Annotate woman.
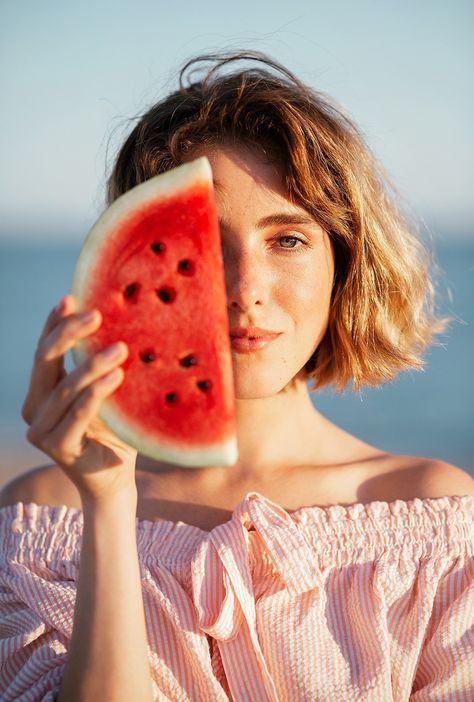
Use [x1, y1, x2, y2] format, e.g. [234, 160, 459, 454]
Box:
[1, 51, 473, 701]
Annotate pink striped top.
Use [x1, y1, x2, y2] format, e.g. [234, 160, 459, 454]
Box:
[0, 491, 473, 701]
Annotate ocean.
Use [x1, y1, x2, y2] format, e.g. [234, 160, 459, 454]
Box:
[1, 239, 473, 482]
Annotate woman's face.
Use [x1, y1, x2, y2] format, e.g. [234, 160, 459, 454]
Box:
[189, 144, 335, 399]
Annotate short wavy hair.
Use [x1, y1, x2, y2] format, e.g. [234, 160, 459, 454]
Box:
[106, 50, 450, 393]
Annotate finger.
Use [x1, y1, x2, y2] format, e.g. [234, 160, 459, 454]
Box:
[22, 296, 73, 423]
[40, 307, 102, 362]
[38, 294, 74, 344]
[38, 368, 125, 465]
[30, 341, 128, 437]
[23, 304, 102, 423]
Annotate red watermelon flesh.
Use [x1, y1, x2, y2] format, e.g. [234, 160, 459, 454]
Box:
[71, 157, 238, 467]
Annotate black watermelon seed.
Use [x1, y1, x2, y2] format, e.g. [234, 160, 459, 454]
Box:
[141, 352, 155, 363]
[157, 287, 176, 303]
[151, 242, 166, 253]
[166, 392, 177, 403]
[180, 354, 197, 368]
[178, 259, 195, 276]
[124, 283, 137, 297]
[197, 380, 211, 391]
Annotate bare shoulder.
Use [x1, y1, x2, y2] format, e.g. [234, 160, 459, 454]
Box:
[414, 458, 474, 499]
[361, 452, 474, 504]
[0, 464, 82, 510]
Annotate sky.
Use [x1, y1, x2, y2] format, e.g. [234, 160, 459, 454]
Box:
[1, 0, 473, 242]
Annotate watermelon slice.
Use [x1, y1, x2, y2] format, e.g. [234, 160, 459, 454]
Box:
[71, 157, 238, 468]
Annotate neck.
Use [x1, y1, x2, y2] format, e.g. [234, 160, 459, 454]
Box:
[136, 378, 373, 492]
[231, 382, 324, 482]
[158, 378, 337, 493]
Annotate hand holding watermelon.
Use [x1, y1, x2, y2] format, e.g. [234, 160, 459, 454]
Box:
[21, 294, 139, 503]
[70, 157, 237, 468]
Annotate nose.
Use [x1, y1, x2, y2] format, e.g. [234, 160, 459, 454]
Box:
[223, 247, 267, 311]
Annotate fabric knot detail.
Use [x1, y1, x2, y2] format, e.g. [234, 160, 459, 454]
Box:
[191, 535, 245, 640]
[191, 492, 323, 643]
[243, 491, 323, 595]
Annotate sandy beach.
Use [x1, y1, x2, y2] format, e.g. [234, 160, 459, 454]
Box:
[0, 433, 47, 487]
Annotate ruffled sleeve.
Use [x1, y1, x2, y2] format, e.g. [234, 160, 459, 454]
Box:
[0, 503, 83, 702]
[408, 497, 474, 700]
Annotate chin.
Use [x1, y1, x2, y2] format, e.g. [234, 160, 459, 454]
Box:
[232, 366, 298, 400]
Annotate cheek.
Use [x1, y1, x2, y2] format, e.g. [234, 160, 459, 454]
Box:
[282, 254, 334, 314]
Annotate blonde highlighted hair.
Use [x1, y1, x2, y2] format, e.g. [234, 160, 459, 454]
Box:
[107, 50, 450, 393]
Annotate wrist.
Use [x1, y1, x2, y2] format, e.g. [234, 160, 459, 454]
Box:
[80, 485, 138, 517]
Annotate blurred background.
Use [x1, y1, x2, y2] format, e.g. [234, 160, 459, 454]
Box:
[1, 0, 473, 485]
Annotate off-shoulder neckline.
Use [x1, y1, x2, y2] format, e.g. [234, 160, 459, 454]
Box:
[1, 492, 472, 535]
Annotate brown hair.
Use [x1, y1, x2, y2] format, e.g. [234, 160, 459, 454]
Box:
[107, 50, 450, 393]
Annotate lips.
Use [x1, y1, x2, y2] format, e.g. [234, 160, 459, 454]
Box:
[229, 327, 281, 339]
[230, 327, 281, 353]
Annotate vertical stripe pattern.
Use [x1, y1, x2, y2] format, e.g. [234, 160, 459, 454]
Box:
[0, 493, 472, 701]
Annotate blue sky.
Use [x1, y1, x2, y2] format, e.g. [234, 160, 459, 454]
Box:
[1, 0, 473, 241]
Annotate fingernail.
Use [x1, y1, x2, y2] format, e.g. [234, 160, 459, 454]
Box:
[78, 310, 97, 323]
[102, 343, 124, 360]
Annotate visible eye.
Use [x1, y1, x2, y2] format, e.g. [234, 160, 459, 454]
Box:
[275, 235, 306, 251]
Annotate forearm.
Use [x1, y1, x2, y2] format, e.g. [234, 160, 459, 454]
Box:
[57, 489, 154, 702]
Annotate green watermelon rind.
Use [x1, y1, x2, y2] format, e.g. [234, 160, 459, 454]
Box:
[70, 156, 238, 468]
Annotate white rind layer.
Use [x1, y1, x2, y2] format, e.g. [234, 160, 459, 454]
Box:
[102, 400, 238, 467]
[70, 157, 238, 468]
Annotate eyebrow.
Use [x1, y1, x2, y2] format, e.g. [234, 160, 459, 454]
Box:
[218, 212, 319, 230]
